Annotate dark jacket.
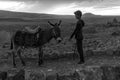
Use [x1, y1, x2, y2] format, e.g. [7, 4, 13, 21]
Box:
[70, 19, 84, 40]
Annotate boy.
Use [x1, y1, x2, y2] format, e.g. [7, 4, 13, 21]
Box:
[69, 10, 85, 64]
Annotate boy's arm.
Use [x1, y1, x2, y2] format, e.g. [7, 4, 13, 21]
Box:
[69, 27, 77, 39]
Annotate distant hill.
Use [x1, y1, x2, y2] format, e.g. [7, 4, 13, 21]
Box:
[82, 13, 120, 24]
[0, 10, 120, 24]
[0, 10, 74, 19]
[82, 13, 101, 18]
[0, 10, 52, 19]
[0, 10, 108, 20]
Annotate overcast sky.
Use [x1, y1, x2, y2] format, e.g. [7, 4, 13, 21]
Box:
[0, 0, 120, 15]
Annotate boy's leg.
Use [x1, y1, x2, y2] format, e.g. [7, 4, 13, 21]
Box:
[76, 39, 84, 63]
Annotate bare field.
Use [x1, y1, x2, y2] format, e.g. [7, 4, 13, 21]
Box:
[0, 18, 120, 71]
[0, 10, 120, 79]
[0, 18, 120, 55]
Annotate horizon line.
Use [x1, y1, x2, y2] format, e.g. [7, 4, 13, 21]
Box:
[0, 9, 120, 16]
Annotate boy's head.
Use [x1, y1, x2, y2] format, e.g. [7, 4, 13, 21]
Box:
[74, 10, 82, 19]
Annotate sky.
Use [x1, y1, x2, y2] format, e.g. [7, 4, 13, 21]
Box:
[0, 0, 120, 15]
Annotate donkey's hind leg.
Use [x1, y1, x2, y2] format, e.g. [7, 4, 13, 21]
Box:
[12, 51, 16, 67]
[17, 48, 26, 66]
[12, 45, 18, 67]
[38, 47, 43, 66]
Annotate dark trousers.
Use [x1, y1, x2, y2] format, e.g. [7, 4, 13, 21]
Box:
[76, 39, 84, 62]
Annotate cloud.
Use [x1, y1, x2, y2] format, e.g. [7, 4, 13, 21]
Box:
[0, 1, 33, 11]
[0, 0, 120, 15]
[0, 1, 50, 13]
[94, 0, 120, 8]
[93, 6, 120, 15]
[46, 2, 95, 15]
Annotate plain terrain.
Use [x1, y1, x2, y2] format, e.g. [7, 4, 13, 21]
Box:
[0, 10, 120, 73]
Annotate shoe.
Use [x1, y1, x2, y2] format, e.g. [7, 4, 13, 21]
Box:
[78, 61, 84, 64]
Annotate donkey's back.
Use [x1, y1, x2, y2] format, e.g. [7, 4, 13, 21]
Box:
[13, 30, 41, 48]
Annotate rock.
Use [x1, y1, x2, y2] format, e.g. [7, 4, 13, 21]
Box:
[46, 73, 57, 80]
[0, 71, 7, 80]
[55, 65, 120, 80]
[100, 65, 117, 80]
[12, 69, 25, 80]
[1, 65, 120, 80]
[72, 66, 102, 80]
[7, 69, 25, 80]
[26, 70, 46, 80]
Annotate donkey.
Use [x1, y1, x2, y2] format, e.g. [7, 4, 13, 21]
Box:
[10, 20, 62, 67]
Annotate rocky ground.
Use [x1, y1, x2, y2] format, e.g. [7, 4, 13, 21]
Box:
[0, 55, 120, 80]
[0, 24, 120, 79]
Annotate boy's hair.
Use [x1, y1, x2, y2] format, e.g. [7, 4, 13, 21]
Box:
[74, 10, 82, 16]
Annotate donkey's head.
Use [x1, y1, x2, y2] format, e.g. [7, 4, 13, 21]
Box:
[48, 20, 62, 43]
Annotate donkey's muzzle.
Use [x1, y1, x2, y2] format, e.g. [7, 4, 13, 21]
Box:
[57, 37, 62, 43]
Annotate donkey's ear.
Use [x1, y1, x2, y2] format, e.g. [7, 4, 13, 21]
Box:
[48, 21, 54, 26]
[58, 20, 62, 26]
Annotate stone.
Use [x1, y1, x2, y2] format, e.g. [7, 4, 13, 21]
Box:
[100, 65, 120, 80]
[1, 65, 120, 80]
[12, 69, 25, 80]
[26, 70, 46, 80]
[73, 66, 102, 80]
[46, 73, 57, 80]
[100, 65, 116, 80]
[0, 71, 7, 80]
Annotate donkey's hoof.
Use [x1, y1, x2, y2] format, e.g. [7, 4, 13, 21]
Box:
[22, 63, 26, 66]
[38, 63, 42, 66]
[13, 65, 17, 68]
[38, 61, 43, 66]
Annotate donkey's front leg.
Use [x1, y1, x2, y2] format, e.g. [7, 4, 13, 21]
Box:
[38, 47, 43, 66]
[17, 49, 26, 66]
[12, 51, 16, 67]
